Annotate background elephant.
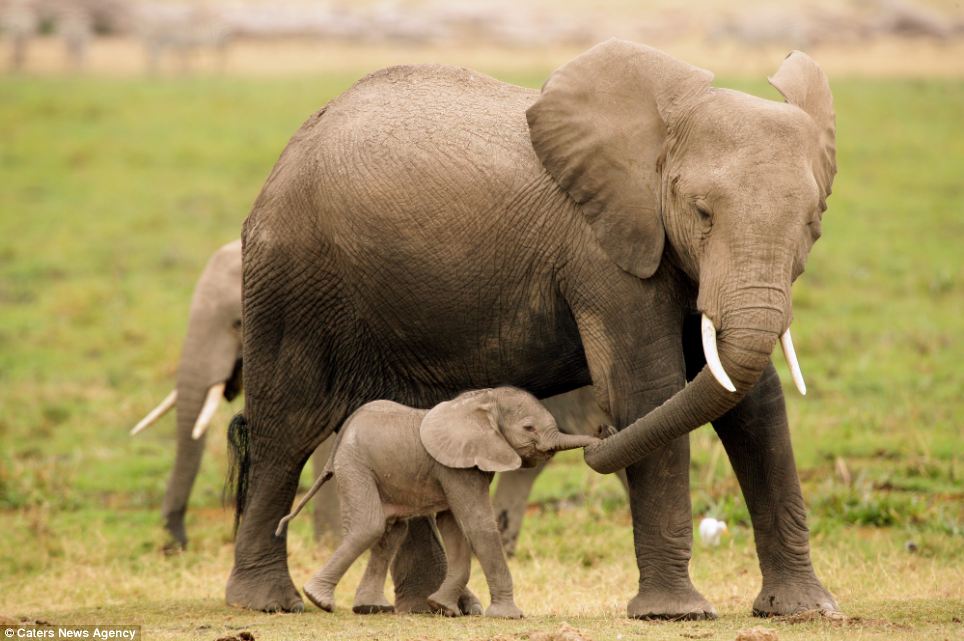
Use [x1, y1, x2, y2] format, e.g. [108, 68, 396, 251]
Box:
[229, 40, 838, 618]
[130, 239, 244, 550]
[132, 240, 612, 552]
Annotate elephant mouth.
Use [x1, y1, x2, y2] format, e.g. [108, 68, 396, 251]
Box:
[700, 313, 806, 395]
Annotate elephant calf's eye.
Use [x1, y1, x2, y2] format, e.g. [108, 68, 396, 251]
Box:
[523, 424, 536, 432]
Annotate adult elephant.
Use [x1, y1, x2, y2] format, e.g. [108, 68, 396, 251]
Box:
[229, 40, 838, 618]
[131, 240, 603, 550]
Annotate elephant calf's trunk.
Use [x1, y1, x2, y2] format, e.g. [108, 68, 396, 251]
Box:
[540, 430, 599, 453]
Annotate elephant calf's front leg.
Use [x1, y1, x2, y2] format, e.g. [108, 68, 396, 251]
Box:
[441, 471, 522, 619]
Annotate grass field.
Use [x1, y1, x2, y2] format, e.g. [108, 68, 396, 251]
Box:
[0, 66, 962, 641]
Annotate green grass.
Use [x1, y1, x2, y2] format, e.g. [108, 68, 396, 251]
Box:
[0, 71, 962, 639]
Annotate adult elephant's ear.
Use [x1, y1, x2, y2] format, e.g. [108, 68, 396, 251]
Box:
[527, 39, 713, 279]
[768, 51, 836, 211]
[420, 391, 522, 473]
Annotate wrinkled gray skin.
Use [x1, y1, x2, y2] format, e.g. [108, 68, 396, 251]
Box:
[276, 388, 598, 618]
[151, 239, 243, 550]
[231, 40, 839, 619]
[138, 237, 618, 554]
[136, 240, 615, 550]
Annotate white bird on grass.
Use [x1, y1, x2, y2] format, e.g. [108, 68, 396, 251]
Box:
[699, 517, 728, 546]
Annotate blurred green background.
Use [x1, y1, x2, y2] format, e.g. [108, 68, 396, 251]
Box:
[0, 1, 962, 638]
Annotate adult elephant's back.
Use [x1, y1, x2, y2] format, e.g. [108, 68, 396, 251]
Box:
[242, 65, 588, 402]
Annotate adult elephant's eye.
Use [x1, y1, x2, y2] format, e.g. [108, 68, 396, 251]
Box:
[695, 204, 712, 221]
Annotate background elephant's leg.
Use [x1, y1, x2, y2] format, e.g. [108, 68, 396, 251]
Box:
[312, 437, 341, 543]
[710, 364, 838, 615]
[428, 511, 473, 616]
[391, 516, 447, 613]
[353, 520, 406, 614]
[491, 463, 545, 556]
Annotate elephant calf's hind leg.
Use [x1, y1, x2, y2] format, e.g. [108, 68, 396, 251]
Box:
[353, 521, 406, 614]
[304, 475, 385, 612]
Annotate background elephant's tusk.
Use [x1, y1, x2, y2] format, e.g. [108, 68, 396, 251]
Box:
[701, 314, 736, 393]
[130, 390, 177, 436]
[780, 329, 807, 396]
[192, 382, 226, 440]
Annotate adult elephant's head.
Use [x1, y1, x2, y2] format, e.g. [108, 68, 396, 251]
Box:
[526, 40, 835, 473]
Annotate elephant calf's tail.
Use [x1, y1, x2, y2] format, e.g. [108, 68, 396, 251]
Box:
[225, 413, 250, 538]
[274, 469, 334, 538]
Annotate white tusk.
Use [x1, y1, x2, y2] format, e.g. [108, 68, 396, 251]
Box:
[701, 314, 737, 393]
[191, 382, 226, 440]
[130, 390, 177, 436]
[780, 329, 807, 396]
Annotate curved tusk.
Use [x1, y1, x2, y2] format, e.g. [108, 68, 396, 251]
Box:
[130, 390, 177, 436]
[701, 314, 737, 393]
[191, 382, 226, 440]
[780, 329, 807, 396]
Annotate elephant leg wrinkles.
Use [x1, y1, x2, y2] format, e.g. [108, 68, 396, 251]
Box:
[568, 266, 715, 620]
[681, 314, 837, 615]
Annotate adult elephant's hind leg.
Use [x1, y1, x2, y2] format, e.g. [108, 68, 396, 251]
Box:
[391, 516, 447, 613]
[225, 429, 308, 613]
[226, 237, 347, 612]
[711, 364, 838, 616]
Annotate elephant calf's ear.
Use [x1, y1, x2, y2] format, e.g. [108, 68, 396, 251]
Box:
[420, 394, 522, 473]
[526, 39, 713, 279]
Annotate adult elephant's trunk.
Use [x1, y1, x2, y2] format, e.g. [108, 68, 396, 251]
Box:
[584, 303, 786, 473]
[160, 368, 210, 546]
[160, 317, 240, 548]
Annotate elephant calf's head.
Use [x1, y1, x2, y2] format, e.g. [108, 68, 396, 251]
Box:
[420, 387, 599, 472]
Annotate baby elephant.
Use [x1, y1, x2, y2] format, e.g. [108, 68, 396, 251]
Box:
[276, 387, 598, 618]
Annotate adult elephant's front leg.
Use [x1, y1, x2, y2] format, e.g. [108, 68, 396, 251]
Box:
[711, 364, 838, 616]
[572, 279, 715, 620]
[623, 435, 715, 619]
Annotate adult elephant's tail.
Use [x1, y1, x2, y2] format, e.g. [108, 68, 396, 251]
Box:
[225, 413, 250, 537]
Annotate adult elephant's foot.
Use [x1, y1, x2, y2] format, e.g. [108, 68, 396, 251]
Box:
[225, 566, 304, 613]
[752, 579, 839, 617]
[627, 586, 718, 620]
[458, 588, 483, 616]
[352, 590, 394, 615]
[485, 601, 523, 619]
[394, 595, 433, 614]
